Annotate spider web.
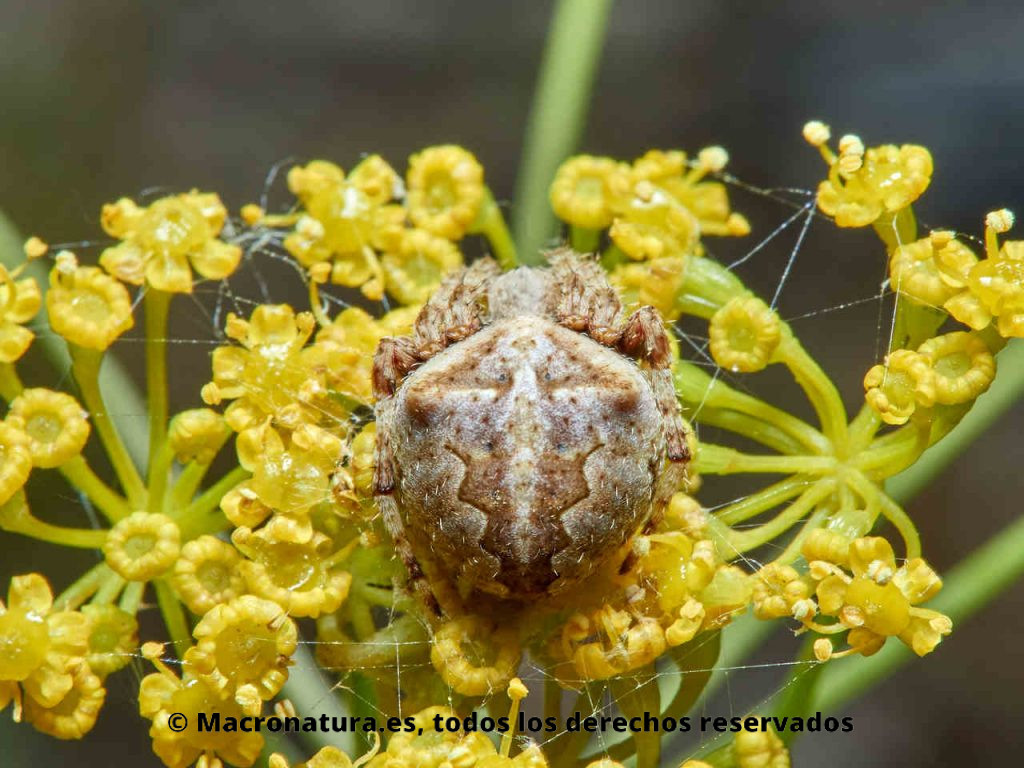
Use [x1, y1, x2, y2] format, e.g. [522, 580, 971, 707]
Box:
[17, 163, 918, 766]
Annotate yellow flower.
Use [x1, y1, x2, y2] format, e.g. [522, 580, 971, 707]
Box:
[202, 304, 333, 434]
[807, 122, 933, 228]
[380, 227, 464, 305]
[269, 747, 357, 768]
[609, 256, 687, 320]
[889, 232, 977, 307]
[807, 537, 951, 658]
[734, 723, 790, 768]
[550, 156, 631, 229]
[46, 262, 135, 351]
[237, 422, 344, 529]
[167, 408, 231, 465]
[364, 705, 547, 768]
[0, 421, 32, 505]
[609, 180, 699, 260]
[709, 296, 782, 373]
[406, 145, 485, 240]
[654, 147, 750, 238]
[81, 604, 137, 678]
[863, 349, 931, 425]
[185, 595, 296, 700]
[0, 574, 89, 714]
[99, 192, 241, 293]
[914, 332, 995, 406]
[751, 563, 813, 621]
[139, 643, 263, 768]
[172, 535, 247, 615]
[0, 266, 41, 363]
[233, 524, 351, 617]
[23, 665, 105, 740]
[7, 388, 90, 468]
[103, 512, 181, 581]
[284, 157, 402, 300]
[430, 615, 521, 696]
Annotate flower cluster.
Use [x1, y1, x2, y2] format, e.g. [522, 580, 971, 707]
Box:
[0, 130, 1003, 768]
[753, 531, 951, 659]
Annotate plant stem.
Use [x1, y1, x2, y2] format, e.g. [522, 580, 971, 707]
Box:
[145, 289, 172, 480]
[282, 642, 356, 757]
[512, 0, 614, 263]
[477, 189, 519, 270]
[60, 455, 131, 522]
[71, 345, 147, 508]
[154, 578, 191, 659]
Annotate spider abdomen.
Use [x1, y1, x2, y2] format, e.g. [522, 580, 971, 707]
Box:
[387, 314, 665, 598]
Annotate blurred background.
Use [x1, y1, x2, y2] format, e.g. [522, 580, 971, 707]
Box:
[1, 0, 1022, 765]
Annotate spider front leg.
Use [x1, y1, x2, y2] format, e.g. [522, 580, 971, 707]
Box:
[618, 306, 692, 463]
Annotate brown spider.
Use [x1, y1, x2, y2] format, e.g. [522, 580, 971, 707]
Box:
[372, 249, 691, 615]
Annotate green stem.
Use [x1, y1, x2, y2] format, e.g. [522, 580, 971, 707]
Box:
[512, 0, 614, 263]
[715, 475, 816, 526]
[570, 226, 601, 254]
[696, 443, 836, 477]
[725, 479, 835, 554]
[812, 512, 1024, 713]
[54, 562, 110, 610]
[477, 189, 519, 270]
[154, 578, 191, 658]
[59, 455, 131, 522]
[147, 439, 175, 515]
[70, 345, 147, 507]
[0, 491, 108, 548]
[177, 466, 249, 537]
[776, 334, 849, 449]
[145, 289, 172, 477]
[0, 362, 23, 400]
[92, 572, 126, 605]
[119, 580, 145, 614]
[282, 642, 356, 757]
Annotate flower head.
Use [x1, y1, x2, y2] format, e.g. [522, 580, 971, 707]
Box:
[430, 615, 521, 696]
[103, 512, 181, 581]
[0, 421, 32, 505]
[167, 408, 231, 465]
[550, 156, 631, 230]
[807, 122, 933, 227]
[7, 388, 90, 468]
[283, 158, 404, 300]
[139, 643, 263, 768]
[100, 192, 241, 293]
[0, 574, 89, 716]
[46, 264, 134, 351]
[709, 296, 782, 373]
[233, 524, 351, 617]
[172, 535, 247, 615]
[23, 665, 105, 739]
[0, 266, 41, 363]
[185, 595, 296, 700]
[380, 227, 464, 305]
[863, 349, 931, 425]
[81, 605, 137, 678]
[406, 145, 485, 240]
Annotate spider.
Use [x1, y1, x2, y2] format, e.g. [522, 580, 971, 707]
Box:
[372, 248, 692, 615]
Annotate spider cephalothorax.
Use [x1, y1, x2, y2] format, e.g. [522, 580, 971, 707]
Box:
[372, 249, 691, 614]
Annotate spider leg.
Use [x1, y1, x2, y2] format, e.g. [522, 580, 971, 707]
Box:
[412, 257, 499, 357]
[549, 249, 623, 345]
[618, 306, 691, 464]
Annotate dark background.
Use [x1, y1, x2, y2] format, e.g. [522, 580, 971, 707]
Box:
[1, 1, 1022, 765]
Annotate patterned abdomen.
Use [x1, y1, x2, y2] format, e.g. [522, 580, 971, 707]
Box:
[387, 315, 665, 597]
